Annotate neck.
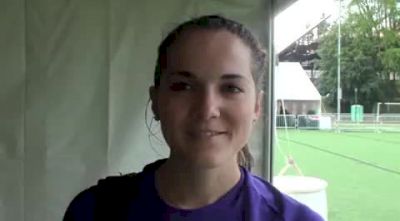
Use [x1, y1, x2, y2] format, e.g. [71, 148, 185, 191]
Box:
[155, 157, 241, 209]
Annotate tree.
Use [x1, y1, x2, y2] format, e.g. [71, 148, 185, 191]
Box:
[317, 0, 400, 112]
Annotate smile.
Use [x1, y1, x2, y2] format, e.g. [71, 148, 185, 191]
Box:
[202, 131, 223, 136]
[195, 130, 227, 137]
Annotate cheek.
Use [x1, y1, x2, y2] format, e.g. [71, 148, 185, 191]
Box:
[227, 101, 256, 137]
[158, 101, 185, 150]
[158, 96, 189, 135]
[158, 94, 179, 117]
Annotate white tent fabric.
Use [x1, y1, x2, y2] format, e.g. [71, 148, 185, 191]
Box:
[275, 62, 321, 101]
[274, 0, 335, 54]
[0, 0, 269, 220]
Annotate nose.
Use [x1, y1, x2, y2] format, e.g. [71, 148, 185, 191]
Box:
[193, 89, 221, 120]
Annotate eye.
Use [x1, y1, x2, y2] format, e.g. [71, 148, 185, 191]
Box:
[169, 82, 192, 91]
[223, 84, 244, 93]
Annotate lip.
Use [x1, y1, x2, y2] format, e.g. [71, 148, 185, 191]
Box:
[200, 130, 226, 136]
[189, 129, 227, 137]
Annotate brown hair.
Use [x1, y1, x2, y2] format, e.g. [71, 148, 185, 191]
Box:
[153, 15, 267, 170]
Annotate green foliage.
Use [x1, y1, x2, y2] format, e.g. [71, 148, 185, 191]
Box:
[381, 48, 400, 71]
[317, 0, 400, 112]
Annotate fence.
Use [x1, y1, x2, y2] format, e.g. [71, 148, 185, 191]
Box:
[276, 114, 297, 129]
[276, 113, 400, 132]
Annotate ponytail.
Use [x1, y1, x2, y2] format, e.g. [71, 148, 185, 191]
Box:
[237, 144, 254, 171]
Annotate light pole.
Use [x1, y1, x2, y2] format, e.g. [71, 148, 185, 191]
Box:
[337, 0, 342, 121]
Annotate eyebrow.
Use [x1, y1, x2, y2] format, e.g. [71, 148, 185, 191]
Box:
[220, 73, 245, 80]
[167, 71, 246, 81]
[167, 71, 196, 79]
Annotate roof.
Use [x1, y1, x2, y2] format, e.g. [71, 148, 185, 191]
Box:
[275, 62, 321, 101]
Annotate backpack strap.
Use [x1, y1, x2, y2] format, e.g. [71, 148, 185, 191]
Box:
[93, 172, 139, 221]
[93, 159, 167, 220]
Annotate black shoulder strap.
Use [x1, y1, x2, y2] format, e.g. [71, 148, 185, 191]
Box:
[92, 159, 167, 221]
[93, 172, 139, 221]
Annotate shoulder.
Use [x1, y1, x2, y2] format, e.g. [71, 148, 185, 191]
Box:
[63, 172, 139, 221]
[63, 186, 97, 221]
[245, 172, 324, 221]
[63, 159, 167, 221]
[64, 173, 139, 221]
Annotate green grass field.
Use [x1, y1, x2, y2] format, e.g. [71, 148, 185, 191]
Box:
[274, 129, 400, 221]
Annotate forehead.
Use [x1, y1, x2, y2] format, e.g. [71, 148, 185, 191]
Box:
[164, 29, 252, 80]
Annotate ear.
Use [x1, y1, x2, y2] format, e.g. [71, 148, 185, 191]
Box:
[149, 86, 160, 120]
[254, 90, 264, 121]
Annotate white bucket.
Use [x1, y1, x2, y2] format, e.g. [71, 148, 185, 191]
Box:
[273, 176, 328, 220]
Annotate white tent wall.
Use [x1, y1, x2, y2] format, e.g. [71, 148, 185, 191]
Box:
[1, 1, 26, 220]
[0, 0, 270, 220]
[275, 62, 322, 114]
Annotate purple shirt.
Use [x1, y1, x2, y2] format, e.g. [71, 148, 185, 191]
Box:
[129, 167, 246, 221]
[64, 160, 324, 221]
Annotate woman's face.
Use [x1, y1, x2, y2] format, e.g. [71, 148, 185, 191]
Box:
[150, 29, 262, 168]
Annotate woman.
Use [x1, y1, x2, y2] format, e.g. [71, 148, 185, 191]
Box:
[64, 15, 324, 221]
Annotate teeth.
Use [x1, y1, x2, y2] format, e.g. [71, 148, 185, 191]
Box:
[203, 131, 220, 136]
[193, 130, 223, 137]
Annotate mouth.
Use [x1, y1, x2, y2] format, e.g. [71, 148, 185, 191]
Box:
[201, 130, 226, 136]
[190, 129, 227, 138]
